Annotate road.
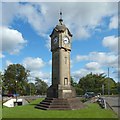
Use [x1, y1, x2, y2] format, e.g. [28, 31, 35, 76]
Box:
[104, 96, 119, 115]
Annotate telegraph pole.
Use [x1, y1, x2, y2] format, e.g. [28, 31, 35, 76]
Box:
[108, 67, 110, 96]
[102, 84, 104, 96]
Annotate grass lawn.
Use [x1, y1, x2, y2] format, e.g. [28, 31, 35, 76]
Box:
[2, 98, 117, 118]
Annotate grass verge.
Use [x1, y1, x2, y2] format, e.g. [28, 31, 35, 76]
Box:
[2, 98, 117, 118]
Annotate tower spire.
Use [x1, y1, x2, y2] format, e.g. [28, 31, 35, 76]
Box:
[59, 10, 63, 24]
[60, 11, 62, 19]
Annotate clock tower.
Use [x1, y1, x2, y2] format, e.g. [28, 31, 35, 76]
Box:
[35, 12, 85, 110]
[47, 12, 76, 98]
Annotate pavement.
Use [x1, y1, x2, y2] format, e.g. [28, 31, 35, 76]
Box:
[104, 96, 119, 115]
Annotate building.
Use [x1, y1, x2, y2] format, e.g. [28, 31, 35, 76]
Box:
[35, 12, 85, 110]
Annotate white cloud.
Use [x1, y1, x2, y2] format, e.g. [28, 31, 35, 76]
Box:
[72, 68, 89, 81]
[22, 57, 51, 84]
[0, 52, 5, 58]
[2, 3, 19, 26]
[89, 52, 118, 67]
[72, 67, 104, 82]
[17, 3, 56, 37]
[109, 15, 118, 29]
[6, 60, 13, 67]
[22, 57, 51, 85]
[76, 55, 88, 61]
[30, 71, 50, 79]
[74, 51, 118, 82]
[48, 59, 52, 66]
[102, 35, 118, 52]
[76, 52, 118, 67]
[1, 0, 119, 2]
[1, 26, 27, 55]
[85, 62, 101, 70]
[27, 71, 51, 85]
[1, 2, 118, 52]
[73, 26, 90, 40]
[45, 35, 51, 50]
[22, 57, 45, 71]
[2, 2, 117, 40]
[70, 59, 74, 68]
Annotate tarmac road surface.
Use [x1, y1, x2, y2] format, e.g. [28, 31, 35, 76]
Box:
[104, 96, 119, 116]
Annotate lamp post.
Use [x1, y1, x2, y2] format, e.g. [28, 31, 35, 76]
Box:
[15, 80, 17, 103]
[102, 84, 104, 96]
[29, 76, 32, 96]
[16, 68, 19, 104]
[14, 80, 18, 106]
[107, 67, 114, 96]
[107, 67, 110, 96]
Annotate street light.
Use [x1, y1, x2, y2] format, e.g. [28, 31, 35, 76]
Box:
[28, 76, 32, 96]
[107, 67, 110, 96]
[102, 84, 104, 96]
[107, 67, 113, 96]
[14, 80, 18, 106]
[15, 68, 20, 103]
[15, 80, 17, 103]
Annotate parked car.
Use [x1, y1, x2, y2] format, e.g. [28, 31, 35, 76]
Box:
[2, 94, 8, 97]
[7, 94, 14, 97]
[84, 92, 95, 99]
[13, 94, 19, 97]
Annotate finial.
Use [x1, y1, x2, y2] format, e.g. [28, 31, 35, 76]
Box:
[60, 11, 62, 19]
[59, 10, 63, 24]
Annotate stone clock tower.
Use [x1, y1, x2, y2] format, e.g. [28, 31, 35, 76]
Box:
[35, 12, 85, 110]
[47, 12, 76, 99]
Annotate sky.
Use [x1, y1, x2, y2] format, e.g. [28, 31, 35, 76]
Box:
[1, 2, 119, 85]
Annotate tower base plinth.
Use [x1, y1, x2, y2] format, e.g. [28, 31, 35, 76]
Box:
[35, 97, 85, 110]
[47, 85, 76, 99]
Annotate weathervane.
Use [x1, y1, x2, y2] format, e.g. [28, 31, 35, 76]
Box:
[59, 9, 63, 24]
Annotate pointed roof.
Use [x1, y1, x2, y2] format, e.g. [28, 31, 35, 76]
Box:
[50, 12, 72, 37]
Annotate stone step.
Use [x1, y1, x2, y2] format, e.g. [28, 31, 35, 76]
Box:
[43, 99, 69, 104]
[42, 99, 52, 103]
[38, 103, 50, 108]
[41, 100, 69, 105]
[40, 101, 51, 105]
[52, 100, 67, 102]
[53, 102, 69, 105]
[35, 105, 48, 110]
[35, 98, 85, 110]
[45, 98, 68, 101]
[51, 103, 69, 105]
[40, 105, 70, 108]
[49, 107, 71, 110]
[45, 98, 54, 100]
[50, 105, 70, 108]
[36, 104, 70, 109]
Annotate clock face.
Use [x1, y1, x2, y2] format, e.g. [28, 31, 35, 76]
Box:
[63, 37, 69, 44]
[53, 37, 58, 44]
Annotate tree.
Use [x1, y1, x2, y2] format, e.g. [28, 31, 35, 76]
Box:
[26, 82, 36, 95]
[103, 78, 117, 95]
[71, 77, 77, 87]
[0, 72, 4, 95]
[78, 73, 117, 94]
[116, 82, 120, 94]
[71, 77, 84, 95]
[0, 72, 3, 86]
[35, 77, 48, 95]
[3, 64, 29, 95]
